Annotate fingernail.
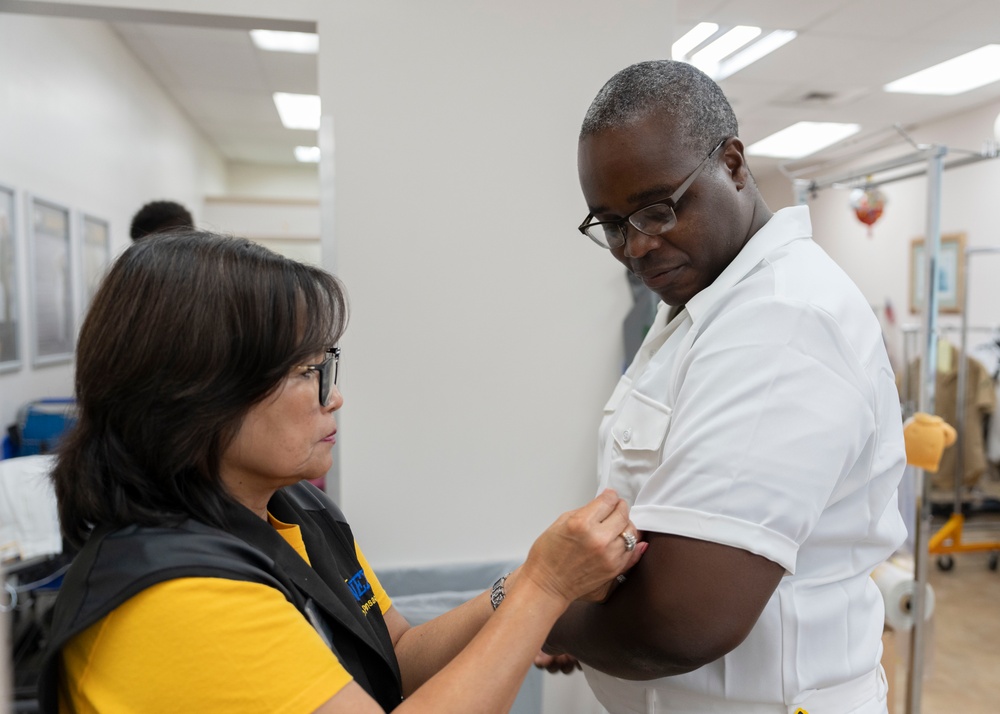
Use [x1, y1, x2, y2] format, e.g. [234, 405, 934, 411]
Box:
[638, 542, 649, 555]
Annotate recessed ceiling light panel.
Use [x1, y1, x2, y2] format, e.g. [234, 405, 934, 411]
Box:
[250, 29, 319, 54]
[294, 145, 321, 163]
[273, 92, 321, 131]
[716, 30, 796, 81]
[672, 22, 719, 60]
[673, 22, 796, 81]
[690, 25, 762, 69]
[746, 121, 861, 159]
[884, 45, 1000, 95]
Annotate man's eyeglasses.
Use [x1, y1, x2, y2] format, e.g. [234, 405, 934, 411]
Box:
[578, 138, 728, 250]
[299, 347, 340, 407]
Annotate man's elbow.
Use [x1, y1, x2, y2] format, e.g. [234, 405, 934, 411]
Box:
[612, 628, 743, 681]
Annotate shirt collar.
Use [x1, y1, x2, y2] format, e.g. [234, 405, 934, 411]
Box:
[684, 205, 812, 323]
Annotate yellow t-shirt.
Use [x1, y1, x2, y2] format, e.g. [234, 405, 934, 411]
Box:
[60, 515, 392, 713]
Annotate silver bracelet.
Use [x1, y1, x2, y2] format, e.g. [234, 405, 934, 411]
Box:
[490, 572, 510, 610]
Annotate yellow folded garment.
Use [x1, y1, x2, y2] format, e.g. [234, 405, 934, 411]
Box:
[902, 412, 956, 472]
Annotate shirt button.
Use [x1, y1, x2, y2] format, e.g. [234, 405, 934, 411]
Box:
[622, 429, 632, 443]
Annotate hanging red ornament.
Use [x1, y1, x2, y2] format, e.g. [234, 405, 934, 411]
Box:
[849, 183, 887, 237]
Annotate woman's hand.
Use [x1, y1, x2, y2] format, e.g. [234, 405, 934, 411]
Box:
[518, 489, 644, 606]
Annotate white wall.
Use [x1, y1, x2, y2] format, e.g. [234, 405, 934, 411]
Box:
[757, 99, 1000, 373]
[224, 161, 319, 200]
[203, 163, 321, 265]
[318, 0, 677, 569]
[4, 0, 678, 574]
[0, 12, 226, 431]
[202, 196, 321, 265]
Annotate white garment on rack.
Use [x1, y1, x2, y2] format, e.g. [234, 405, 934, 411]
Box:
[0, 454, 61, 561]
[969, 339, 1000, 380]
[969, 338, 1000, 463]
[987, 381, 1000, 464]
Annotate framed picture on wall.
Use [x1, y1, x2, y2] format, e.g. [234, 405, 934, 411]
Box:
[80, 213, 111, 311]
[909, 232, 966, 314]
[28, 195, 75, 365]
[0, 183, 20, 372]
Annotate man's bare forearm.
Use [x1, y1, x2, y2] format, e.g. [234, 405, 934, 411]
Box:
[544, 597, 705, 680]
[545, 533, 785, 681]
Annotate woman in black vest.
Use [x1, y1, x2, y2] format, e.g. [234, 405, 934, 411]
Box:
[41, 231, 643, 713]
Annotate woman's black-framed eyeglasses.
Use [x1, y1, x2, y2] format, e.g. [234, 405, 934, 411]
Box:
[299, 347, 340, 407]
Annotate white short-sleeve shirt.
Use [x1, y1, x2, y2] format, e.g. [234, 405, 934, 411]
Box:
[587, 206, 906, 713]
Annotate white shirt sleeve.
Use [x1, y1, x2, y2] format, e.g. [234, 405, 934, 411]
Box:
[630, 296, 876, 573]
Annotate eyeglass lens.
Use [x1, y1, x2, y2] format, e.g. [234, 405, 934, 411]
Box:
[322, 350, 340, 407]
[585, 203, 678, 248]
[630, 204, 677, 235]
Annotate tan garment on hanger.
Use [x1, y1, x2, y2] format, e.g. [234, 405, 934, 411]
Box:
[899, 343, 996, 491]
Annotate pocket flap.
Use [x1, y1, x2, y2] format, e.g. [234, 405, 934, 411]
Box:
[611, 392, 672, 451]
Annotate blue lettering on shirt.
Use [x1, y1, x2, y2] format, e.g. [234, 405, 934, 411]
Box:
[347, 569, 379, 616]
[347, 569, 371, 601]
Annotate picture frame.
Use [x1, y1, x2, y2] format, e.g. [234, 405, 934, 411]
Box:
[80, 213, 111, 311]
[28, 195, 75, 365]
[0, 182, 20, 372]
[909, 232, 965, 314]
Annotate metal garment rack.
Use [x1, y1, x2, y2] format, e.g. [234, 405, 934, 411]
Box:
[928, 248, 1000, 571]
[956, 248, 1000, 502]
[792, 139, 999, 714]
[899, 323, 997, 414]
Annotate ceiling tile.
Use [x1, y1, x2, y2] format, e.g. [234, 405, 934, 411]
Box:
[107, 2, 1000, 174]
[676, 0, 840, 31]
[258, 52, 318, 96]
[808, 0, 981, 40]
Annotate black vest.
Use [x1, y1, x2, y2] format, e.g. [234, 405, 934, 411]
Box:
[38, 482, 403, 712]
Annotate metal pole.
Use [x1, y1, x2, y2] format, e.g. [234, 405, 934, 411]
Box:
[905, 144, 947, 714]
[955, 248, 972, 514]
[1, 563, 9, 714]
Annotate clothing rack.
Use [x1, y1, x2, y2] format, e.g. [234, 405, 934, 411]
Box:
[956, 249, 1000, 497]
[792, 137, 999, 714]
[929, 248, 1000, 572]
[899, 324, 998, 408]
[900, 322, 998, 516]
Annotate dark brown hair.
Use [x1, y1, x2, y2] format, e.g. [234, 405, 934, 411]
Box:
[53, 231, 348, 546]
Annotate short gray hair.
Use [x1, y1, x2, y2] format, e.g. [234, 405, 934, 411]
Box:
[580, 60, 738, 154]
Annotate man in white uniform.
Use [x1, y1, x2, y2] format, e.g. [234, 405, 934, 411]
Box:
[543, 60, 906, 713]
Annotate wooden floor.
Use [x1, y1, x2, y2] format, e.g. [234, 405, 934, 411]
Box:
[888, 484, 1000, 713]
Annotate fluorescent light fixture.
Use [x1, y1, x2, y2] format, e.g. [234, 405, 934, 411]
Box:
[250, 29, 318, 54]
[672, 22, 718, 60]
[690, 25, 761, 69]
[294, 145, 321, 163]
[273, 92, 321, 130]
[746, 121, 861, 159]
[674, 22, 796, 81]
[884, 44, 1000, 95]
[716, 30, 797, 80]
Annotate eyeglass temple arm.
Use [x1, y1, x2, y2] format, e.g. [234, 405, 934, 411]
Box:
[669, 138, 728, 203]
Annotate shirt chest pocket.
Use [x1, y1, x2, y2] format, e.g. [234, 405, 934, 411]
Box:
[605, 392, 672, 498]
[612, 392, 672, 451]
